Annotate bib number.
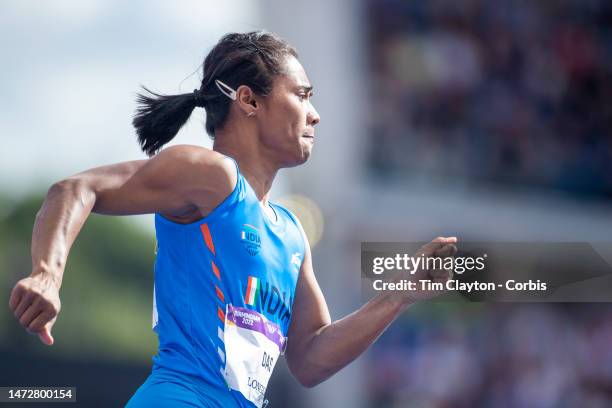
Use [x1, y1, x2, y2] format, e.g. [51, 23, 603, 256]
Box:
[223, 305, 286, 407]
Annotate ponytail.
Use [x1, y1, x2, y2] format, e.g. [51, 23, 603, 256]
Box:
[132, 31, 298, 156]
[132, 87, 206, 156]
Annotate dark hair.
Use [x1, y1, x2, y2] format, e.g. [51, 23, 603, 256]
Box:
[132, 31, 298, 156]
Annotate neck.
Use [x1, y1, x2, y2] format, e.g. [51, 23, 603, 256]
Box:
[213, 127, 279, 204]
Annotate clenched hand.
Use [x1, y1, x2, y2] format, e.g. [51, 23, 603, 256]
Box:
[9, 274, 61, 346]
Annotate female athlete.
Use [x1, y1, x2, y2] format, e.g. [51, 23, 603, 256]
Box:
[9, 31, 457, 407]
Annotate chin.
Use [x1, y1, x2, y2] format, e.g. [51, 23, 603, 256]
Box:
[298, 143, 313, 163]
[299, 149, 311, 164]
[282, 146, 311, 168]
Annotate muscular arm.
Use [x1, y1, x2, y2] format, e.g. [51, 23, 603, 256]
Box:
[285, 236, 456, 387]
[9, 145, 236, 345]
[30, 160, 147, 289]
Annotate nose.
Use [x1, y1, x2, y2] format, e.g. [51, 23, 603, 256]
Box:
[307, 102, 320, 126]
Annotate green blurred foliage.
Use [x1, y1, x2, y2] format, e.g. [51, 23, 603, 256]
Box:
[1, 193, 158, 364]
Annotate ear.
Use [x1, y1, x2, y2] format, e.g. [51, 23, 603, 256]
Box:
[235, 85, 258, 117]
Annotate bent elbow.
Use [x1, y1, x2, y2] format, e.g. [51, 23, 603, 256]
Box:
[289, 362, 332, 388]
[299, 376, 323, 389]
[47, 178, 94, 208]
[48, 178, 81, 197]
[292, 371, 319, 388]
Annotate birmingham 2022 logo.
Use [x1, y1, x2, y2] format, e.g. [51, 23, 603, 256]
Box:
[241, 224, 261, 256]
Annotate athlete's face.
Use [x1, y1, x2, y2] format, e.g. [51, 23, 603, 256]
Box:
[256, 55, 320, 167]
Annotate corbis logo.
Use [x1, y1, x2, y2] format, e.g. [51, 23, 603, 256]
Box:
[241, 224, 261, 256]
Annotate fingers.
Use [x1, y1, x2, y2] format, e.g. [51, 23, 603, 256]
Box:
[10, 277, 60, 346]
[33, 315, 56, 346]
[419, 237, 458, 255]
[19, 298, 43, 328]
[25, 310, 56, 346]
[432, 236, 457, 244]
[9, 284, 24, 310]
[434, 244, 457, 257]
[27, 309, 52, 333]
[38, 324, 55, 346]
[13, 291, 35, 320]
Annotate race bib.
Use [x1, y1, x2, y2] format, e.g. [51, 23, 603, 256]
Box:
[222, 304, 286, 407]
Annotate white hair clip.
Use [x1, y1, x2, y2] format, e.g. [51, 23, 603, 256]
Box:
[215, 79, 237, 101]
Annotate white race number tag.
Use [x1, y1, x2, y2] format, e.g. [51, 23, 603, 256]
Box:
[223, 304, 286, 407]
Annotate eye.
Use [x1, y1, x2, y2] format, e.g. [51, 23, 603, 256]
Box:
[298, 92, 313, 102]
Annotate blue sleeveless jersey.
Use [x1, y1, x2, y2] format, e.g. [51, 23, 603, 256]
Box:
[150, 158, 305, 407]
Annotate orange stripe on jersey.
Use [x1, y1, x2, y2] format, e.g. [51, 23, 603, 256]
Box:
[215, 285, 225, 303]
[217, 306, 225, 322]
[211, 261, 221, 280]
[200, 223, 216, 255]
[245, 275, 253, 302]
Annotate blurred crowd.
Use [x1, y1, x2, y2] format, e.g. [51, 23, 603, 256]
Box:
[367, 304, 612, 407]
[367, 0, 612, 197]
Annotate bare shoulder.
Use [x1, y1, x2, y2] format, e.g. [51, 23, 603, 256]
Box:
[156, 144, 236, 186]
[153, 144, 237, 217]
[158, 144, 230, 166]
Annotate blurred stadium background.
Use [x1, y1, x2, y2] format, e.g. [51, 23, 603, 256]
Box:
[1, 0, 612, 406]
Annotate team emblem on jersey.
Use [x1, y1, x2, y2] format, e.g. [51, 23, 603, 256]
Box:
[241, 224, 261, 256]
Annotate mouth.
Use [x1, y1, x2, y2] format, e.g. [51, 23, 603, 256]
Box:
[301, 134, 315, 140]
